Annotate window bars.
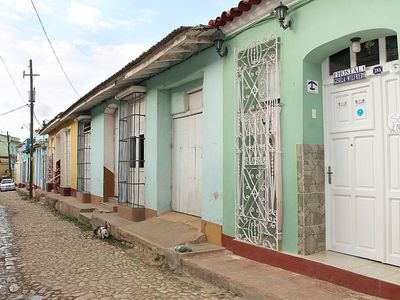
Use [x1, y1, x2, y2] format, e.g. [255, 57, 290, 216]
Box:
[77, 121, 91, 193]
[235, 38, 282, 251]
[118, 92, 146, 207]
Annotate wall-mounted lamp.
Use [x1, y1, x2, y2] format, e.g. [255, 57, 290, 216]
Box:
[350, 37, 361, 53]
[214, 30, 227, 57]
[274, 2, 292, 30]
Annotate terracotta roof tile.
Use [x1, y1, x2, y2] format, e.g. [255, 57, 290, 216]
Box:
[209, 0, 262, 28]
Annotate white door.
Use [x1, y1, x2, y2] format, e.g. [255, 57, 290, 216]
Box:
[172, 113, 202, 216]
[325, 77, 385, 262]
[382, 71, 400, 266]
[325, 66, 400, 266]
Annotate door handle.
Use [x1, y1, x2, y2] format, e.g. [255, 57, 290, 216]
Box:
[327, 166, 333, 184]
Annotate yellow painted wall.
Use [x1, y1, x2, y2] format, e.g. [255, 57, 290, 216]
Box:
[48, 119, 78, 189]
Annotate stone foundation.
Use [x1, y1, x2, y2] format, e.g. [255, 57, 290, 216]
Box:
[76, 192, 91, 203]
[297, 144, 325, 255]
[90, 194, 103, 205]
[145, 208, 157, 219]
[117, 204, 145, 222]
[58, 186, 71, 197]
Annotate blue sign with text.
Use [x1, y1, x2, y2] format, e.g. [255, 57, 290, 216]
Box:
[373, 66, 383, 74]
[333, 65, 366, 85]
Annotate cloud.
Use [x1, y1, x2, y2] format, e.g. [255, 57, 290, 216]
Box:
[0, 10, 148, 140]
[66, 1, 114, 31]
[0, 0, 32, 17]
[0, 0, 54, 19]
[66, 1, 157, 32]
[0, 11, 25, 21]
[137, 9, 157, 23]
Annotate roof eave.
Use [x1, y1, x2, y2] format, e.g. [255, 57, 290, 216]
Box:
[49, 25, 216, 127]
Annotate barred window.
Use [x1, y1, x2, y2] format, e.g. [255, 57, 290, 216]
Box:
[77, 120, 91, 193]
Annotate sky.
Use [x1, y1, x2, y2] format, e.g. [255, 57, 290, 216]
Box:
[0, 0, 238, 141]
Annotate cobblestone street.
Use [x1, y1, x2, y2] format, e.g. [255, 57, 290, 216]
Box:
[0, 202, 25, 300]
[0, 191, 239, 300]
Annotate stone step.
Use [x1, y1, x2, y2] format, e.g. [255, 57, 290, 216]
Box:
[100, 201, 118, 212]
[79, 212, 93, 225]
[107, 197, 119, 205]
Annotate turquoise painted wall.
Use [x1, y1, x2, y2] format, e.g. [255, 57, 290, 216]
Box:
[145, 46, 224, 224]
[144, 89, 172, 214]
[170, 79, 202, 115]
[202, 60, 224, 224]
[144, 89, 158, 211]
[222, 0, 400, 253]
[90, 104, 105, 197]
[0, 134, 19, 157]
[170, 92, 186, 115]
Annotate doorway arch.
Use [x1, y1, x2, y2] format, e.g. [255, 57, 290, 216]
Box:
[297, 28, 399, 261]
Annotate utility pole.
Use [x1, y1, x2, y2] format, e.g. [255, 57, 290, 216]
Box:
[23, 59, 39, 200]
[6, 131, 12, 178]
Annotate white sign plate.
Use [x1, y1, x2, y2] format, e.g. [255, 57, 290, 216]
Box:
[307, 80, 318, 94]
[333, 65, 366, 85]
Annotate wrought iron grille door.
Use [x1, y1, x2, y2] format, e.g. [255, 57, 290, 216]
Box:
[118, 93, 146, 207]
[77, 121, 91, 193]
[235, 38, 282, 250]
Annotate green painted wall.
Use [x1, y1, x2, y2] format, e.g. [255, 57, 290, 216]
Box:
[144, 89, 172, 214]
[302, 61, 324, 144]
[144, 89, 158, 211]
[145, 46, 224, 224]
[170, 92, 186, 115]
[202, 59, 224, 224]
[90, 103, 106, 197]
[222, 0, 400, 253]
[170, 79, 203, 115]
[0, 134, 20, 157]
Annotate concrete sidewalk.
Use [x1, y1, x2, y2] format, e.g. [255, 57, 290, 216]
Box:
[40, 191, 380, 300]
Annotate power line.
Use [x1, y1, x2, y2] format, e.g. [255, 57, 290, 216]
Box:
[0, 104, 28, 118]
[1, 55, 42, 129]
[33, 111, 42, 128]
[0, 55, 26, 104]
[30, 0, 81, 98]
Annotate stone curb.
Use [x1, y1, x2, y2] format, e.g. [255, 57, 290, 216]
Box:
[32, 193, 263, 298]
[179, 254, 276, 300]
